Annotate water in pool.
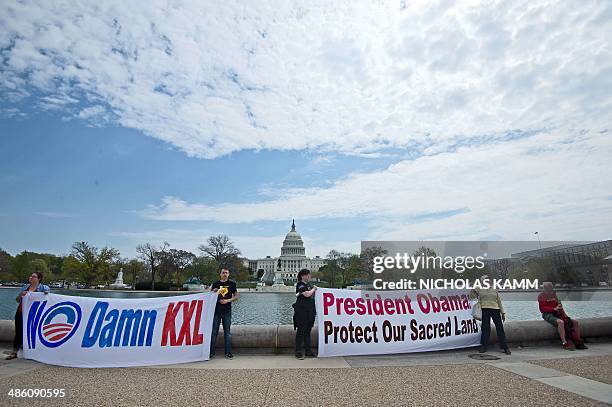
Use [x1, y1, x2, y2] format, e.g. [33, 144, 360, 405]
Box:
[1, 287, 611, 324]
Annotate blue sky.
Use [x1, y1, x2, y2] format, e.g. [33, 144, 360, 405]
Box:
[0, 108, 387, 257]
[1, 1, 611, 259]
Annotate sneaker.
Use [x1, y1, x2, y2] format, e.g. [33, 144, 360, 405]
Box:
[305, 353, 316, 358]
[478, 346, 487, 353]
[562, 342, 574, 351]
[503, 348, 512, 355]
[575, 342, 588, 350]
[225, 353, 234, 359]
[295, 352, 304, 360]
[5, 352, 17, 360]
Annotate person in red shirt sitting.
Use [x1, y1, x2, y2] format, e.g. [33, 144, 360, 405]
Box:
[538, 282, 587, 350]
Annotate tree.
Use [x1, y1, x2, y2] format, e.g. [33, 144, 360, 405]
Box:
[185, 257, 220, 285]
[408, 246, 442, 281]
[11, 252, 49, 282]
[198, 235, 241, 266]
[71, 242, 120, 286]
[158, 248, 196, 285]
[136, 242, 169, 290]
[225, 257, 250, 282]
[359, 246, 388, 282]
[29, 258, 49, 275]
[345, 254, 365, 284]
[61, 255, 83, 282]
[122, 259, 146, 289]
[325, 250, 357, 288]
[0, 248, 14, 280]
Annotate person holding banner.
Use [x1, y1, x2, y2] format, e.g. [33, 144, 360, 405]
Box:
[293, 268, 317, 360]
[210, 267, 238, 359]
[470, 275, 511, 355]
[6, 272, 50, 360]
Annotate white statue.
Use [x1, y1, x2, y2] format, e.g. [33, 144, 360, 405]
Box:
[110, 268, 127, 289]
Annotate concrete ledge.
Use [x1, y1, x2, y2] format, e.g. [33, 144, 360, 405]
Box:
[2, 317, 611, 349]
[0, 319, 14, 344]
[484, 317, 612, 346]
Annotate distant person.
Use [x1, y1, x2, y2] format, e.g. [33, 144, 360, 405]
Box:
[538, 282, 587, 350]
[6, 272, 50, 360]
[210, 267, 238, 359]
[293, 268, 317, 360]
[470, 275, 511, 355]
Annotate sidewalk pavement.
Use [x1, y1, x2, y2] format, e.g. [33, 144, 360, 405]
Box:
[1, 343, 611, 406]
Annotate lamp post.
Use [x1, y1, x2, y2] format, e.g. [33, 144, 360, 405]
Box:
[534, 232, 542, 249]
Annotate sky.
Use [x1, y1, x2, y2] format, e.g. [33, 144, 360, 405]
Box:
[1, 0, 611, 259]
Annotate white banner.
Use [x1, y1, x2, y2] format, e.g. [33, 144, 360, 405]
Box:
[22, 292, 217, 368]
[316, 288, 480, 357]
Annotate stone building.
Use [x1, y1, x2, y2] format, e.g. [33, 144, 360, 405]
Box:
[251, 220, 325, 284]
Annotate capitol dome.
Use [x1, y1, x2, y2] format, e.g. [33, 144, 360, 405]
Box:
[250, 219, 325, 284]
[281, 219, 306, 256]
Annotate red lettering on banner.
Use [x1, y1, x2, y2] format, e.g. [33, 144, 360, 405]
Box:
[192, 300, 204, 345]
[323, 292, 334, 315]
[417, 294, 430, 314]
[177, 301, 197, 345]
[162, 300, 205, 346]
[162, 302, 182, 346]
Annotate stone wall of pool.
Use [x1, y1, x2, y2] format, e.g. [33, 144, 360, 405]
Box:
[2, 317, 611, 349]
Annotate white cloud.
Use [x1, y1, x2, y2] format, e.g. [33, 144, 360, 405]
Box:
[141, 129, 612, 241]
[1, 0, 610, 158]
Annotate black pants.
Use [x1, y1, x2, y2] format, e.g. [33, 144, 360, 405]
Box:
[295, 324, 313, 355]
[294, 307, 315, 355]
[13, 310, 23, 351]
[480, 308, 508, 350]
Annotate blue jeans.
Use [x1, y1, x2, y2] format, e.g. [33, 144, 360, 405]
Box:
[210, 311, 232, 356]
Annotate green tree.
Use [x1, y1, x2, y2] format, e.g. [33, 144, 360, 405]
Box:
[71, 242, 120, 286]
[226, 257, 250, 282]
[186, 257, 220, 285]
[324, 250, 358, 288]
[29, 258, 49, 275]
[345, 254, 366, 284]
[158, 248, 196, 285]
[122, 259, 146, 289]
[11, 252, 41, 282]
[61, 255, 83, 282]
[0, 248, 14, 280]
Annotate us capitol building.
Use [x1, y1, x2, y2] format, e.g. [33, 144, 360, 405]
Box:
[249, 220, 325, 284]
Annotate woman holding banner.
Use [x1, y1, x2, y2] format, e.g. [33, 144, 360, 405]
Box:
[470, 275, 511, 355]
[293, 268, 317, 360]
[6, 272, 50, 360]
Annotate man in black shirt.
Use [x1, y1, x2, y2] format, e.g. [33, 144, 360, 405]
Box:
[210, 267, 238, 359]
[293, 268, 317, 359]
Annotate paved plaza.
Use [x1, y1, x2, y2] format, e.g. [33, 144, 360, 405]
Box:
[1, 342, 611, 406]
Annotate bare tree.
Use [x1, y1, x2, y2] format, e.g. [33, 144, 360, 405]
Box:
[198, 235, 241, 267]
[360, 246, 388, 282]
[136, 242, 169, 290]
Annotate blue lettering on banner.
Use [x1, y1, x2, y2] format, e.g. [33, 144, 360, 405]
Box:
[81, 302, 157, 348]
